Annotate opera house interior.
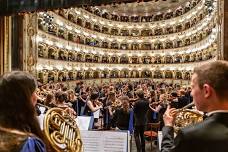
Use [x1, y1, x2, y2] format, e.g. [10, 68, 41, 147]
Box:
[0, 0, 228, 152]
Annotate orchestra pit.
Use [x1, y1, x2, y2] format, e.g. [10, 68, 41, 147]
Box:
[0, 0, 228, 152]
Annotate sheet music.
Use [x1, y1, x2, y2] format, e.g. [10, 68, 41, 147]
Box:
[158, 131, 163, 151]
[39, 106, 46, 114]
[37, 114, 44, 130]
[80, 130, 129, 152]
[93, 109, 100, 119]
[75, 116, 93, 130]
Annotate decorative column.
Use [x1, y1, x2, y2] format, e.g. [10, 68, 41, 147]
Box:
[11, 15, 24, 71]
[24, 13, 38, 74]
[0, 16, 11, 75]
[222, 0, 228, 60]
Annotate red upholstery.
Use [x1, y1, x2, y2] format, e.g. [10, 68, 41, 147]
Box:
[144, 121, 160, 150]
[144, 130, 158, 137]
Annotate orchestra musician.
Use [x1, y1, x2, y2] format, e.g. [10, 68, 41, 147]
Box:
[0, 71, 51, 152]
[161, 60, 228, 152]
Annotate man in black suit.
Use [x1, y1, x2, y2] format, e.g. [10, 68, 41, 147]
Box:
[161, 60, 228, 152]
[134, 89, 149, 152]
[177, 89, 189, 108]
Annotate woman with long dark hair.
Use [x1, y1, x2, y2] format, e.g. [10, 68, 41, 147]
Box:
[0, 71, 50, 152]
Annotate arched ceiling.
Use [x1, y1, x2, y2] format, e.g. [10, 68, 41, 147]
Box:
[93, 0, 194, 16]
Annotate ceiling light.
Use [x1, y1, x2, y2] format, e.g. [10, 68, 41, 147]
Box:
[100, 21, 104, 24]
[84, 15, 89, 19]
[66, 45, 72, 50]
[56, 43, 63, 48]
[84, 32, 89, 36]
[75, 10, 81, 15]
[45, 40, 53, 45]
[74, 29, 81, 33]
[108, 23, 113, 26]
[54, 18, 60, 24]
[36, 65, 43, 71]
[117, 39, 123, 42]
[99, 36, 104, 40]
[36, 36, 43, 42]
[117, 24, 123, 28]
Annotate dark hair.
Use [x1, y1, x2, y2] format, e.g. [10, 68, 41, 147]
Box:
[150, 90, 156, 96]
[55, 91, 67, 103]
[193, 60, 228, 100]
[0, 71, 43, 137]
[119, 95, 130, 101]
[45, 93, 54, 105]
[81, 91, 87, 95]
[62, 86, 68, 92]
[90, 91, 99, 100]
[108, 91, 115, 98]
[171, 92, 178, 98]
[136, 89, 144, 98]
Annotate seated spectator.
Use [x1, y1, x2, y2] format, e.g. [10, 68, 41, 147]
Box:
[0, 71, 50, 152]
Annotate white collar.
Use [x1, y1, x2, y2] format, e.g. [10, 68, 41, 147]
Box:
[207, 110, 228, 116]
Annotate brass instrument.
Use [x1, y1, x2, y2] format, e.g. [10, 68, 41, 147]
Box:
[174, 103, 204, 132]
[44, 108, 83, 152]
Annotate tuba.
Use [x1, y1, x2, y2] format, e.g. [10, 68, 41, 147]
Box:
[43, 107, 83, 152]
[173, 103, 204, 132]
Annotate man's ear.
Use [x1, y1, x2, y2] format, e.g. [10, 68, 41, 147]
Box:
[203, 84, 212, 98]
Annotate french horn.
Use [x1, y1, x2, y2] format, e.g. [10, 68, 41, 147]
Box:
[43, 107, 83, 152]
[173, 103, 204, 132]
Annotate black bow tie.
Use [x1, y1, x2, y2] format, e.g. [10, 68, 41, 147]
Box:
[203, 112, 208, 120]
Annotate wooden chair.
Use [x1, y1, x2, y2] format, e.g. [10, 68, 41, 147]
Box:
[144, 121, 161, 150]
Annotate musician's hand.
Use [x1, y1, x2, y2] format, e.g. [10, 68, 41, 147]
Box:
[163, 105, 177, 127]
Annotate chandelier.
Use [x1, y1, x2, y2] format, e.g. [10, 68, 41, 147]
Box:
[40, 13, 54, 27]
[205, 0, 215, 14]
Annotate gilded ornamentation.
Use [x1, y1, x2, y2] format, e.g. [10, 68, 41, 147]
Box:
[27, 53, 34, 66]
[174, 104, 203, 133]
[44, 108, 83, 152]
[27, 27, 35, 36]
[26, 13, 38, 73]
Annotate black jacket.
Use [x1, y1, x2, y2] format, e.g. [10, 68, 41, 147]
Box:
[133, 98, 149, 126]
[161, 113, 228, 152]
[177, 96, 189, 108]
[111, 108, 130, 130]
